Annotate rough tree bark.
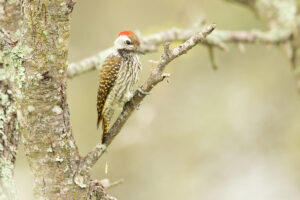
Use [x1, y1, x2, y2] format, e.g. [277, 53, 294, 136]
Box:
[14, 0, 95, 199]
[0, 1, 21, 199]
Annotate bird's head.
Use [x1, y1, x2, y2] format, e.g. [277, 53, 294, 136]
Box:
[114, 30, 144, 54]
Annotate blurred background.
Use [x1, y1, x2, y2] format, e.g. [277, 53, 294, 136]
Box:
[14, 0, 300, 199]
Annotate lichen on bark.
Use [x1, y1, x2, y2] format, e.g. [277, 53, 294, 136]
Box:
[0, 0, 21, 199]
[1, 0, 113, 199]
[15, 0, 91, 199]
[0, 64, 19, 200]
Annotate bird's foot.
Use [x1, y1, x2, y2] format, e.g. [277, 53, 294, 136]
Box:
[136, 103, 141, 110]
[137, 88, 151, 96]
[125, 92, 134, 102]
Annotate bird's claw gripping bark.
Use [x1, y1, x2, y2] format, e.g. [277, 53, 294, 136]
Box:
[137, 88, 151, 95]
[136, 103, 141, 110]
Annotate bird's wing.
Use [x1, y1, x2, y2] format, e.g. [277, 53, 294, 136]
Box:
[97, 54, 121, 129]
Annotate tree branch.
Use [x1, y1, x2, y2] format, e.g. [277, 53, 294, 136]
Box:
[67, 22, 224, 79]
[99, 179, 124, 190]
[224, 0, 300, 92]
[68, 48, 113, 79]
[68, 24, 293, 79]
[210, 29, 292, 44]
[80, 24, 216, 171]
[88, 180, 117, 200]
[224, 0, 255, 8]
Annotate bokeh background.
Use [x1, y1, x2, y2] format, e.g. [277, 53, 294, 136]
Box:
[14, 0, 300, 199]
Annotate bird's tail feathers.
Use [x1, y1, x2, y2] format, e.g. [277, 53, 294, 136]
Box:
[101, 118, 109, 144]
[97, 115, 102, 129]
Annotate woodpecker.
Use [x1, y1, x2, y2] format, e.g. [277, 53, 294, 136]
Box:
[97, 30, 144, 144]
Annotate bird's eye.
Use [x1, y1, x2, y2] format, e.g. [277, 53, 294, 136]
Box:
[125, 40, 131, 45]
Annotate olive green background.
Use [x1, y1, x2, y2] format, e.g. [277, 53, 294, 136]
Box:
[15, 0, 300, 199]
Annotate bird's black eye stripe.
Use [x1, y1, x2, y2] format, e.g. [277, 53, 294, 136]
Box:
[125, 40, 131, 45]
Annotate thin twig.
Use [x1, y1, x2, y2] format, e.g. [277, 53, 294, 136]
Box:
[208, 46, 218, 70]
[88, 180, 117, 200]
[210, 29, 292, 45]
[100, 179, 125, 189]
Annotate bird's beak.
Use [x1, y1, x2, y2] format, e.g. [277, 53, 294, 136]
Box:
[136, 48, 145, 55]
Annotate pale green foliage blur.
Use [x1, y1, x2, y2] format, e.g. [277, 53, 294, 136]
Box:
[15, 0, 300, 199]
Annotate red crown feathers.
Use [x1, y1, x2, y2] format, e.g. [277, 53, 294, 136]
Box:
[118, 30, 134, 37]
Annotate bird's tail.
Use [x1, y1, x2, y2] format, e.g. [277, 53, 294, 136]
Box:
[101, 117, 109, 144]
[97, 115, 101, 129]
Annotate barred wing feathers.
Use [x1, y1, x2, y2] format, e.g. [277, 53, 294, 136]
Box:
[97, 55, 121, 129]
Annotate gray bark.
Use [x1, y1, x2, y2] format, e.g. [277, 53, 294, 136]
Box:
[0, 0, 110, 199]
[15, 0, 92, 199]
[0, 1, 21, 199]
